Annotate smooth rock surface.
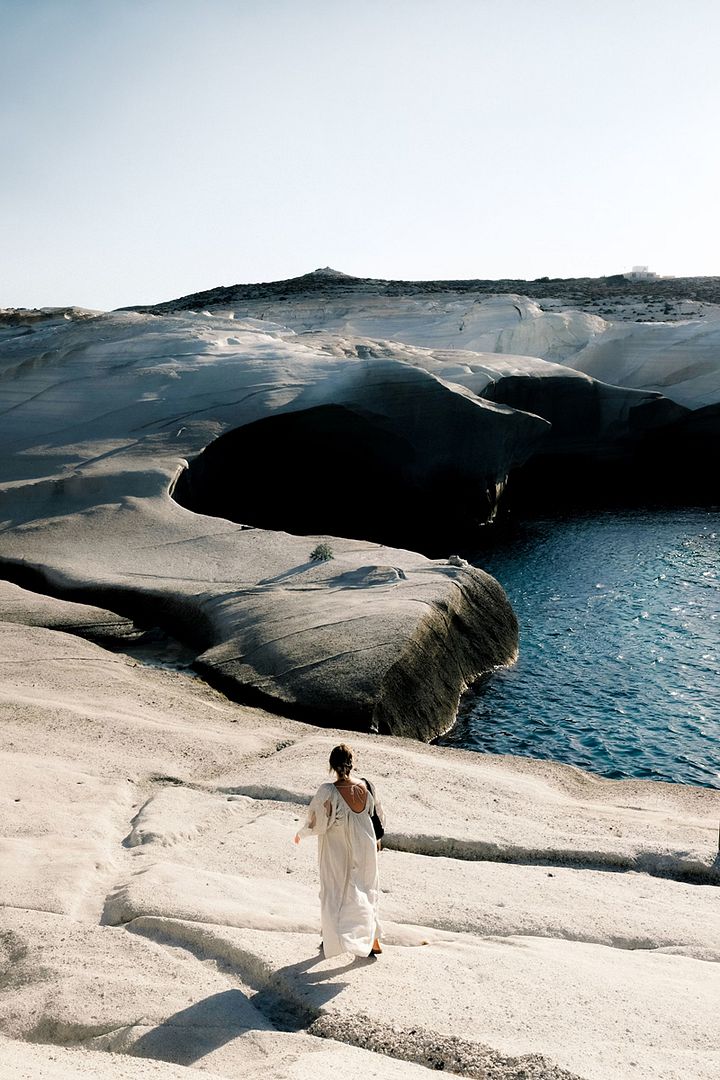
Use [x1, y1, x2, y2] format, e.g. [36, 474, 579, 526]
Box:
[309, 333, 688, 461]
[161, 282, 720, 407]
[0, 581, 139, 645]
[0, 309, 523, 737]
[1, 618, 719, 1080]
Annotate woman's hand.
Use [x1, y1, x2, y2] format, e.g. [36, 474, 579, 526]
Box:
[293, 833, 300, 845]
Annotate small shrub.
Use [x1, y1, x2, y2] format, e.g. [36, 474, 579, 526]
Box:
[309, 543, 334, 562]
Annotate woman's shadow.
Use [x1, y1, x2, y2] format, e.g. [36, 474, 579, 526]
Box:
[253, 948, 374, 1031]
[129, 988, 262, 1066]
[128, 950, 368, 1065]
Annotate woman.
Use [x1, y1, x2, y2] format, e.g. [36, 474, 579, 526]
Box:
[294, 743, 385, 959]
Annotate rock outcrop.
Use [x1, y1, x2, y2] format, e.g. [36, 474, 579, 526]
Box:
[2, 273, 717, 733]
[131, 271, 720, 511]
[136, 274, 720, 409]
[0, 580, 139, 646]
[305, 335, 700, 509]
[0, 309, 526, 738]
[173, 356, 548, 551]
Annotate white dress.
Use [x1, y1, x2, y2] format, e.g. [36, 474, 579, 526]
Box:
[297, 779, 385, 959]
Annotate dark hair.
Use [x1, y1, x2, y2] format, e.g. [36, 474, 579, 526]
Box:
[329, 743, 353, 780]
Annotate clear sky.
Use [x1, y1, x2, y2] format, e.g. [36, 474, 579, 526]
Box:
[1, 0, 719, 310]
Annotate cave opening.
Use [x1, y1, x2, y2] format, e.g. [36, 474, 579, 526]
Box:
[172, 400, 719, 558]
[172, 403, 489, 556]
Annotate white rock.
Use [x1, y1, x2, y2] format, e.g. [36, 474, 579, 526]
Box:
[1, 619, 719, 1078]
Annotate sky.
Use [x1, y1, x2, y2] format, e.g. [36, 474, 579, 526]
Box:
[1, 0, 719, 310]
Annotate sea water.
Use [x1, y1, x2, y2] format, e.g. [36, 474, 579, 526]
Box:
[440, 508, 720, 789]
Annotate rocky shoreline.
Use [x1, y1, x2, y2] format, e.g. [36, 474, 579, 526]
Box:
[1, 282, 718, 734]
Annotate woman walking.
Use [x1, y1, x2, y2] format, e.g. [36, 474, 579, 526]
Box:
[294, 743, 385, 959]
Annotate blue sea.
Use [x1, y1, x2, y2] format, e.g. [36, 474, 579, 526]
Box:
[439, 508, 720, 789]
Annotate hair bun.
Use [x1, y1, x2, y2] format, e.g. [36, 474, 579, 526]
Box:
[329, 743, 354, 778]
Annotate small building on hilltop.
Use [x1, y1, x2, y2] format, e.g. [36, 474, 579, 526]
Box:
[625, 265, 659, 281]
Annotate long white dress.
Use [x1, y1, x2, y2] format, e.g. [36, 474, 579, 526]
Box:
[297, 779, 384, 959]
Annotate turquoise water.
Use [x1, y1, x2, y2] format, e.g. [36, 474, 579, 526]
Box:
[440, 508, 720, 789]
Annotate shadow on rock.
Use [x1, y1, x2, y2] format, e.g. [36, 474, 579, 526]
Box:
[257, 562, 315, 586]
[129, 988, 260, 1065]
[253, 950, 371, 1032]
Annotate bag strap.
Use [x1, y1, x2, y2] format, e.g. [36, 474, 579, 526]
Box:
[362, 777, 375, 801]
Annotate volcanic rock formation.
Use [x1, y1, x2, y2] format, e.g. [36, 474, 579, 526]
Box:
[2, 272, 718, 734]
[0, 308, 528, 738]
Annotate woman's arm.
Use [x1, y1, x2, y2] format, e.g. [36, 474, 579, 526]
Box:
[294, 784, 335, 843]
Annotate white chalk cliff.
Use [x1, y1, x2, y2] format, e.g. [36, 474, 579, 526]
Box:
[155, 274, 720, 408]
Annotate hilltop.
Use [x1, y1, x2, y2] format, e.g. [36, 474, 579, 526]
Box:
[128, 269, 720, 322]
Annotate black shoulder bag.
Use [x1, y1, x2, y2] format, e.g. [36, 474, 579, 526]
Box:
[362, 777, 385, 841]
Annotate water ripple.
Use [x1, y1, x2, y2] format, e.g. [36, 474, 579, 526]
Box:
[440, 508, 720, 789]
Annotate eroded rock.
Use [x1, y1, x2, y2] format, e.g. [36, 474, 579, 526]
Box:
[0, 312, 523, 737]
